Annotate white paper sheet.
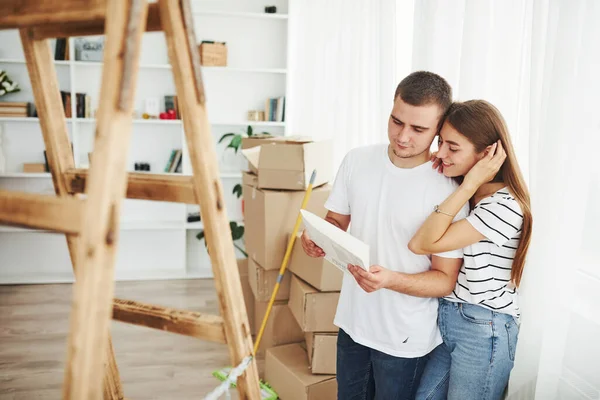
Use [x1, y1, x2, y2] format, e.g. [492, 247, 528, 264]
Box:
[300, 210, 369, 273]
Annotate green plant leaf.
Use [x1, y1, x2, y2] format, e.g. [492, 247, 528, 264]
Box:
[228, 135, 242, 153]
[230, 221, 245, 241]
[218, 132, 235, 144]
[247, 125, 253, 136]
[232, 184, 242, 198]
[233, 243, 248, 258]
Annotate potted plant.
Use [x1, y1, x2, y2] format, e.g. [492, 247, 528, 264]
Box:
[217, 125, 268, 218]
[0, 70, 20, 97]
[196, 184, 247, 257]
[218, 125, 270, 153]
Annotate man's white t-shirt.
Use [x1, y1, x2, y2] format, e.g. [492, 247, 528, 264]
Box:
[324, 144, 469, 358]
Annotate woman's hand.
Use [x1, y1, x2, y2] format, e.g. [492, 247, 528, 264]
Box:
[464, 140, 506, 188]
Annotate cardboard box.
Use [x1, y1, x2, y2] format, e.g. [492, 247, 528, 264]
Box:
[242, 136, 333, 190]
[289, 275, 340, 333]
[265, 344, 336, 400]
[241, 134, 279, 150]
[248, 257, 291, 302]
[243, 184, 331, 271]
[242, 171, 258, 187]
[288, 234, 343, 291]
[306, 333, 337, 375]
[241, 135, 280, 174]
[254, 299, 304, 357]
[238, 258, 255, 335]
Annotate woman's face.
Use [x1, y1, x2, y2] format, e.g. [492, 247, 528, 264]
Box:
[436, 121, 484, 177]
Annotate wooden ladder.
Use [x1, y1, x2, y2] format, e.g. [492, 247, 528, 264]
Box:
[0, 1, 260, 399]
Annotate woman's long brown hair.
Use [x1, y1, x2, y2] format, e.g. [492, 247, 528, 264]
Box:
[443, 100, 532, 286]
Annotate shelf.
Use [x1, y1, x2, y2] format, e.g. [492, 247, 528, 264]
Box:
[0, 172, 240, 179]
[72, 62, 287, 74]
[119, 221, 183, 230]
[185, 221, 203, 230]
[0, 59, 70, 65]
[0, 173, 51, 178]
[73, 61, 172, 69]
[75, 119, 284, 127]
[185, 219, 243, 230]
[193, 11, 288, 20]
[220, 172, 242, 179]
[203, 67, 287, 74]
[0, 117, 73, 123]
[76, 118, 182, 125]
[212, 121, 286, 127]
[0, 221, 184, 233]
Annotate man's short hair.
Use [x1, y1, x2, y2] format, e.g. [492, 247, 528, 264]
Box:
[394, 71, 452, 113]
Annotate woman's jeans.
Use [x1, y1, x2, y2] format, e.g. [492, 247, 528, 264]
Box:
[416, 299, 520, 400]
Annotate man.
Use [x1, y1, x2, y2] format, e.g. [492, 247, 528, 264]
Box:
[301, 71, 469, 399]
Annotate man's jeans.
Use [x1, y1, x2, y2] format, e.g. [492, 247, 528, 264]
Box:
[416, 299, 520, 400]
[337, 328, 428, 400]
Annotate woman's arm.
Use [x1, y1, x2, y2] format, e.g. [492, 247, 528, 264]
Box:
[409, 141, 506, 254]
[408, 183, 484, 254]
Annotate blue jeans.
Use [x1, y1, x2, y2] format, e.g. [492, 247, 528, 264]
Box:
[416, 299, 520, 400]
[337, 328, 428, 400]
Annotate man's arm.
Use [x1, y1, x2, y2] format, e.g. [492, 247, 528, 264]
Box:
[324, 210, 351, 231]
[386, 256, 462, 297]
[348, 255, 462, 297]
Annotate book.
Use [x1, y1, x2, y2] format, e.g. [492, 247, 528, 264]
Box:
[300, 209, 369, 273]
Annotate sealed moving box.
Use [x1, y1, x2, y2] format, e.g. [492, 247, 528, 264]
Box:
[265, 343, 336, 400]
[305, 333, 337, 375]
[288, 233, 343, 291]
[237, 258, 255, 335]
[254, 299, 304, 357]
[248, 257, 292, 302]
[289, 275, 340, 333]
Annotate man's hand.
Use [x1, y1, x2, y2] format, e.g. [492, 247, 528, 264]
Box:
[301, 229, 325, 258]
[348, 264, 394, 293]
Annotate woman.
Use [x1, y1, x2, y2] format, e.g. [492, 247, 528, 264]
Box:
[408, 100, 532, 400]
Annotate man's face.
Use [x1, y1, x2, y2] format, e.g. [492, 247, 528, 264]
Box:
[387, 97, 441, 160]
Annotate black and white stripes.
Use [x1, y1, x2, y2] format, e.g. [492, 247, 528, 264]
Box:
[445, 188, 524, 318]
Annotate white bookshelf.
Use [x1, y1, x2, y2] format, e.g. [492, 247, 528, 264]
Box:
[0, 0, 290, 284]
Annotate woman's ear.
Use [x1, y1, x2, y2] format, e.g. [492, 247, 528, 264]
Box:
[477, 144, 495, 161]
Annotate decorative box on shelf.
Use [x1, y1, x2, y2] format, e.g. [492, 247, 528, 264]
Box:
[199, 41, 227, 66]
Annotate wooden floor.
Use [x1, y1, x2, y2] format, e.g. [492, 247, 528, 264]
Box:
[0, 279, 245, 400]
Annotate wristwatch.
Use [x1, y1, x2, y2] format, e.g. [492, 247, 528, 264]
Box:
[434, 205, 454, 217]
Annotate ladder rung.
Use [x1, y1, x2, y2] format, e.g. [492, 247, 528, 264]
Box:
[0, 190, 82, 234]
[0, 0, 106, 30]
[65, 169, 195, 204]
[112, 298, 227, 344]
[12, 3, 162, 39]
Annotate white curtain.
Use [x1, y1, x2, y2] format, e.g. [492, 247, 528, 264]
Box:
[289, 0, 600, 398]
[287, 0, 397, 175]
[412, 1, 600, 398]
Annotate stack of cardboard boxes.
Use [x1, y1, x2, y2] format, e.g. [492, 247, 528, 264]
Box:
[237, 135, 343, 399]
